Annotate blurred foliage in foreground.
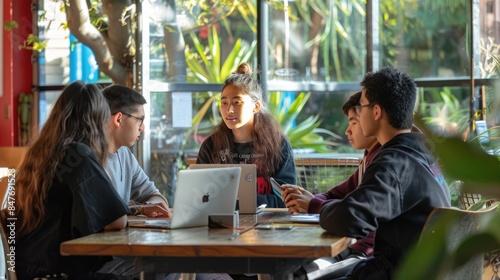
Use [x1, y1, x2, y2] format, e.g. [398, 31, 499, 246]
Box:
[394, 117, 500, 280]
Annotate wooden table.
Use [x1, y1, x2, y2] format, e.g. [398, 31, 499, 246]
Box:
[60, 210, 351, 279]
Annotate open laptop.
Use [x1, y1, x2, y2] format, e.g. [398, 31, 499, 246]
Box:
[189, 164, 261, 214]
[129, 167, 241, 229]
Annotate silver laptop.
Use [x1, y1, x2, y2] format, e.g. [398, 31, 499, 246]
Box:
[189, 164, 260, 214]
[129, 167, 241, 229]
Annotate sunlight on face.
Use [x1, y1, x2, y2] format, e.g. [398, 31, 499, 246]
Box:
[220, 84, 258, 132]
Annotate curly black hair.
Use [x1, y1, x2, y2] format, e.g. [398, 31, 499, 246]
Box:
[361, 66, 416, 129]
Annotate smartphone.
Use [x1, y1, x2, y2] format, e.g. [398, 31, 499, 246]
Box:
[270, 177, 284, 195]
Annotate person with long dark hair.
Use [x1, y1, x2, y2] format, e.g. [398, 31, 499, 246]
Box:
[196, 62, 296, 208]
[4, 81, 129, 279]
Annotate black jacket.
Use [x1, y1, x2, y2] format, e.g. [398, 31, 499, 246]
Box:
[320, 133, 451, 279]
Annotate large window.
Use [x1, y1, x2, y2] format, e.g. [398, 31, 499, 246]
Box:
[36, 0, 500, 203]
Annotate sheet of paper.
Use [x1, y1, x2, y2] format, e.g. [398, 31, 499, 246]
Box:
[172, 92, 192, 128]
[272, 213, 320, 224]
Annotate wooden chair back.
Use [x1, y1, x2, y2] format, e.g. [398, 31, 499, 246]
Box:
[0, 147, 28, 169]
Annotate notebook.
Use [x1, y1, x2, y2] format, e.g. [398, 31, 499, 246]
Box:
[189, 164, 261, 214]
[273, 213, 320, 224]
[129, 167, 241, 229]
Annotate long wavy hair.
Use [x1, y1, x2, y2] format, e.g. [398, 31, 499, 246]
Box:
[209, 62, 285, 179]
[14, 81, 110, 236]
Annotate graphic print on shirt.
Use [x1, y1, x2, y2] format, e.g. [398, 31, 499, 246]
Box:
[216, 143, 271, 195]
[257, 177, 271, 195]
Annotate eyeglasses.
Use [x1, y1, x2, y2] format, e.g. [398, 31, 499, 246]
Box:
[355, 103, 374, 115]
[120, 112, 145, 126]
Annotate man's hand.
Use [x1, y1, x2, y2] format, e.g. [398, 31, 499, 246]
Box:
[142, 201, 172, 218]
[281, 184, 306, 200]
[281, 184, 314, 213]
[144, 196, 172, 218]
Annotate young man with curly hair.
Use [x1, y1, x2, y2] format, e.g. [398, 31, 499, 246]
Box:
[320, 67, 451, 280]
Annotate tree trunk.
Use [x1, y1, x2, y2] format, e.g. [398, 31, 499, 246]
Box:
[65, 0, 132, 85]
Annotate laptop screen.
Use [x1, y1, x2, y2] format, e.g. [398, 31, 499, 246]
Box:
[170, 167, 241, 229]
[189, 164, 258, 214]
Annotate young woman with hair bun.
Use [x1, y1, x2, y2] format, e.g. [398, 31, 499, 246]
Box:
[197, 62, 296, 208]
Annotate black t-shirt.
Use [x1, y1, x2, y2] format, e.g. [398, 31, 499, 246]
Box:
[16, 142, 129, 279]
[197, 137, 297, 207]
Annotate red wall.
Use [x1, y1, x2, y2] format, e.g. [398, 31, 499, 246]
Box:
[1, 0, 33, 146]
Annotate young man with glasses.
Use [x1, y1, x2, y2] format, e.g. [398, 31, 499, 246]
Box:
[319, 67, 451, 279]
[102, 84, 171, 218]
[283, 91, 381, 279]
[98, 85, 232, 280]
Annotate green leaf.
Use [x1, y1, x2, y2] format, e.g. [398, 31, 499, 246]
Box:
[312, 127, 343, 140]
[189, 32, 210, 66]
[220, 39, 242, 79]
[4, 21, 19, 31]
[352, 0, 366, 16]
[281, 93, 311, 133]
[414, 117, 500, 185]
[451, 233, 500, 268]
[268, 92, 283, 117]
[241, 40, 257, 63]
[396, 117, 500, 279]
[434, 137, 500, 184]
[265, 91, 339, 152]
[209, 25, 220, 81]
[192, 94, 217, 126]
[287, 116, 321, 142]
[185, 50, 210, 82]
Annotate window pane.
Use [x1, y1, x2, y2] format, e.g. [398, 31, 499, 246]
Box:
[477, 85, 500, 154]
[479, 0, 500, 78]
[272, 91, 358, 152]
[38, 0, 70, 86]
[144, 0, 257, 204]
[149, 90, 222, 205]
[38, 90, 62, 127]
[266, 1, 367, 82]
[379, 0, 470, 78]
[416, 86, 471, 137]
[146, 0, 257, 83]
